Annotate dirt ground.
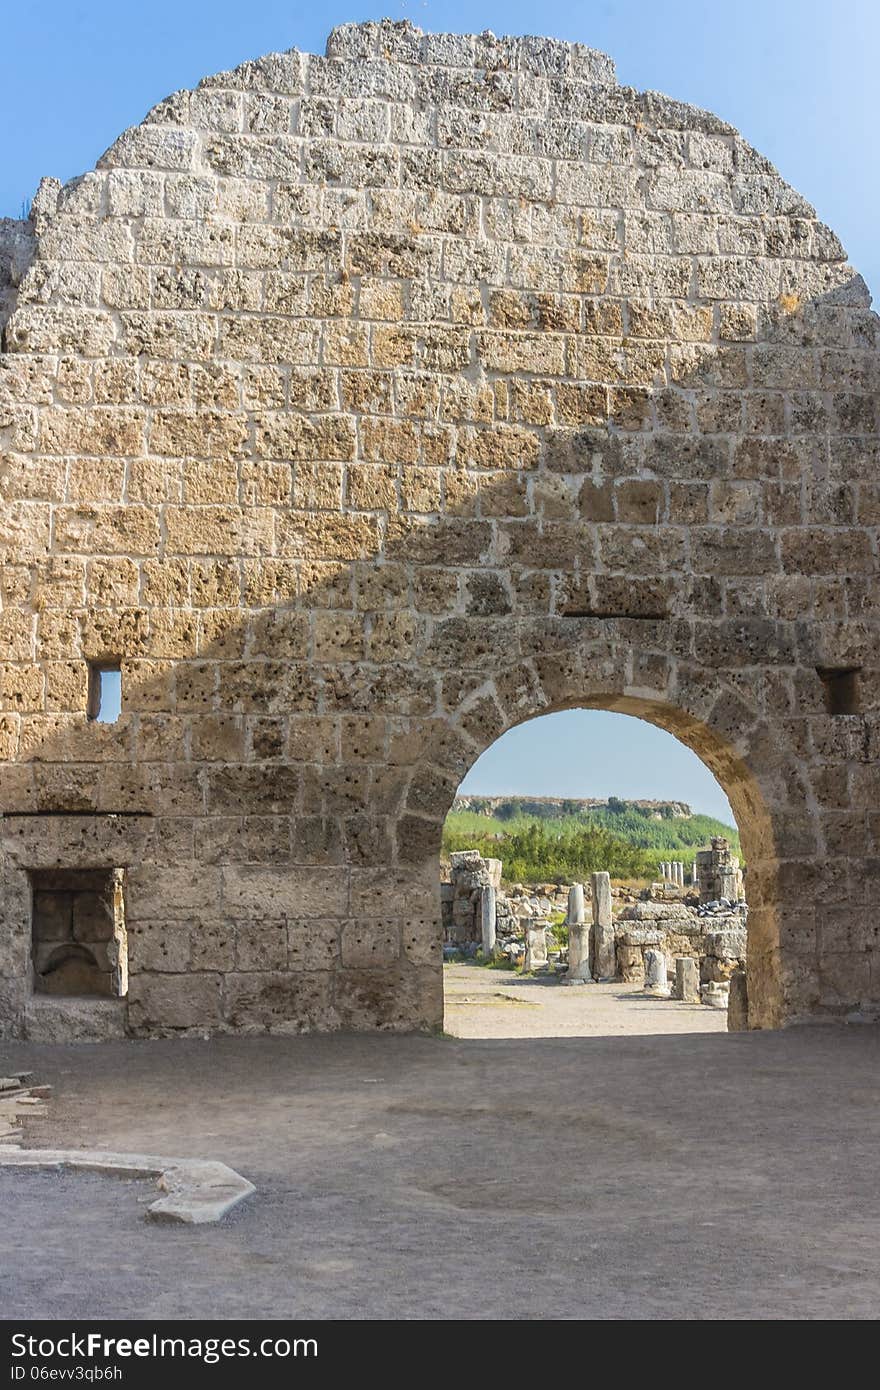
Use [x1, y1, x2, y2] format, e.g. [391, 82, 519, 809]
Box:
[443, 961, 729, 1038]
[2, 999, 880, 1320]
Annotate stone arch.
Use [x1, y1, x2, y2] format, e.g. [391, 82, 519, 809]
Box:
[414, 642, 786, 1029]
[0, 21, 877, 1039]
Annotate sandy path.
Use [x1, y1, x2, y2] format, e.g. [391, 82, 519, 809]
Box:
[443, 961, 728, 1038]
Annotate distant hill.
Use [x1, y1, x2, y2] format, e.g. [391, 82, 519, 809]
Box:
[453, 795, 693, 821]
[443, 796, 740, 881]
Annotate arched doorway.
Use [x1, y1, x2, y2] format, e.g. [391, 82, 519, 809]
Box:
[439, 706, 752, 1036]
[413, 642, 788, 1033]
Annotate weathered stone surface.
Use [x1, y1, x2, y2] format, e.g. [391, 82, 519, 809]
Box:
[644, 948, 671, 996]
[0, 1146, 254, 1224]
[674, 956, 701, 1004]
[591, 872, 617, 980]
[127, 974, 223, 1034]
[0, 21, 877, 1038]
[617, 943, 644, 984]
[727, 966, 749, 1030]
[565, 922, 593, 982]
[480, 885, 496, 956]
[523, 922, 549, 973]
[23, 997, 127, 1042]
[567, 883, 586, 926]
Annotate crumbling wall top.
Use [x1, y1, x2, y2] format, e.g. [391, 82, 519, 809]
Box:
[324, 21, 617, 84]
[0, 217, 36, 334]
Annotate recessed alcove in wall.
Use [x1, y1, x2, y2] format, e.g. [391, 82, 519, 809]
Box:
[817, 667, 862, 717]
[31, 868, 128, 998]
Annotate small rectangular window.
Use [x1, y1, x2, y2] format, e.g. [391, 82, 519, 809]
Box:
[87, 664, 122, 723]
[817, 666, 861, 717]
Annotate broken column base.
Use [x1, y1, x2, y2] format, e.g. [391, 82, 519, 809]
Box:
[523, 921, 549, 974]
[564, 921, 593, 985]
[701, 981, 730, 1009]
[617, 944, 643, 984]
[643, 948, 670, 997]
[591, 929, 616, 981]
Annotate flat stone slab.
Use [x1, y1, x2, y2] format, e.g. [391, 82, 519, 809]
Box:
[0, 1146, 254, 1224]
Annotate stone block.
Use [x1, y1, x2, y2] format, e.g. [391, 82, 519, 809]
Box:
[72, 891, 115, 944]
[523, 922, 548, 973]
[223, 970, 333, 1034]
[221, 867, 349, 919]
[24, 997, 127, 1042]
[674, 956, 701, 1004]
[32, 892, 72, 942]
[128, 973, 223, 1033]
[728, 967, 749, 1030]
[340, 923, 400, 969]
[235, 921, 288, 971]
[617, 944, 643, 984]
[333, 964, 439, 1031]
[128, 922, 191, 973]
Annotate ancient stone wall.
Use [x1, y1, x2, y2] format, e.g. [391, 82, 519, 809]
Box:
[0, 218, 35, 333]
[1, 20, 878, 1038]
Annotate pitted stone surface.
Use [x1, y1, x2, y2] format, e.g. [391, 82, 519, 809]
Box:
[0, 20, 878, 1038]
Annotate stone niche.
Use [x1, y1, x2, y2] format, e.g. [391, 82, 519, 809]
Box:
[31, 869, 128, 998]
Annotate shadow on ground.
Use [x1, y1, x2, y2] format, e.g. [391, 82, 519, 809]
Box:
[2, 1026, 879, 1319]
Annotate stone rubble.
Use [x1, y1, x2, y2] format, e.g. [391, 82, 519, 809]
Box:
[441, 846, 748, 1014]
[0, 1074, 51, 1145]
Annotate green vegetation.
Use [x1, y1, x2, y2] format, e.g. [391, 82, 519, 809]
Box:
[547, 911, 568, 950]
[442, 798, 740, 884]
[443, 817, 651, 882]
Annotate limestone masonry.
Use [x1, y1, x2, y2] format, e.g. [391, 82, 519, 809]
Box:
[0, 20, 878, 1039]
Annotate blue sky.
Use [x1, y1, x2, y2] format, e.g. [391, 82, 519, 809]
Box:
[3, 1, 877, 292]
[458, 711, 735, 823]
[4, 3, 874, 823]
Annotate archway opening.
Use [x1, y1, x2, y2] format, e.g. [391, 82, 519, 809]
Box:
[440, 708, 754, 1038]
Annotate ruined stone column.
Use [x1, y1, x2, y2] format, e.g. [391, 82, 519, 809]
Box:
[674, 956, 700, 1003]
[590, 871, 615, 980]
[644, 949, 671, 997]
[567, 882, 585, 925]
[480, 885, 496, 957]
[564, 883, 592, 983]
[523, 920, 548, 973]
